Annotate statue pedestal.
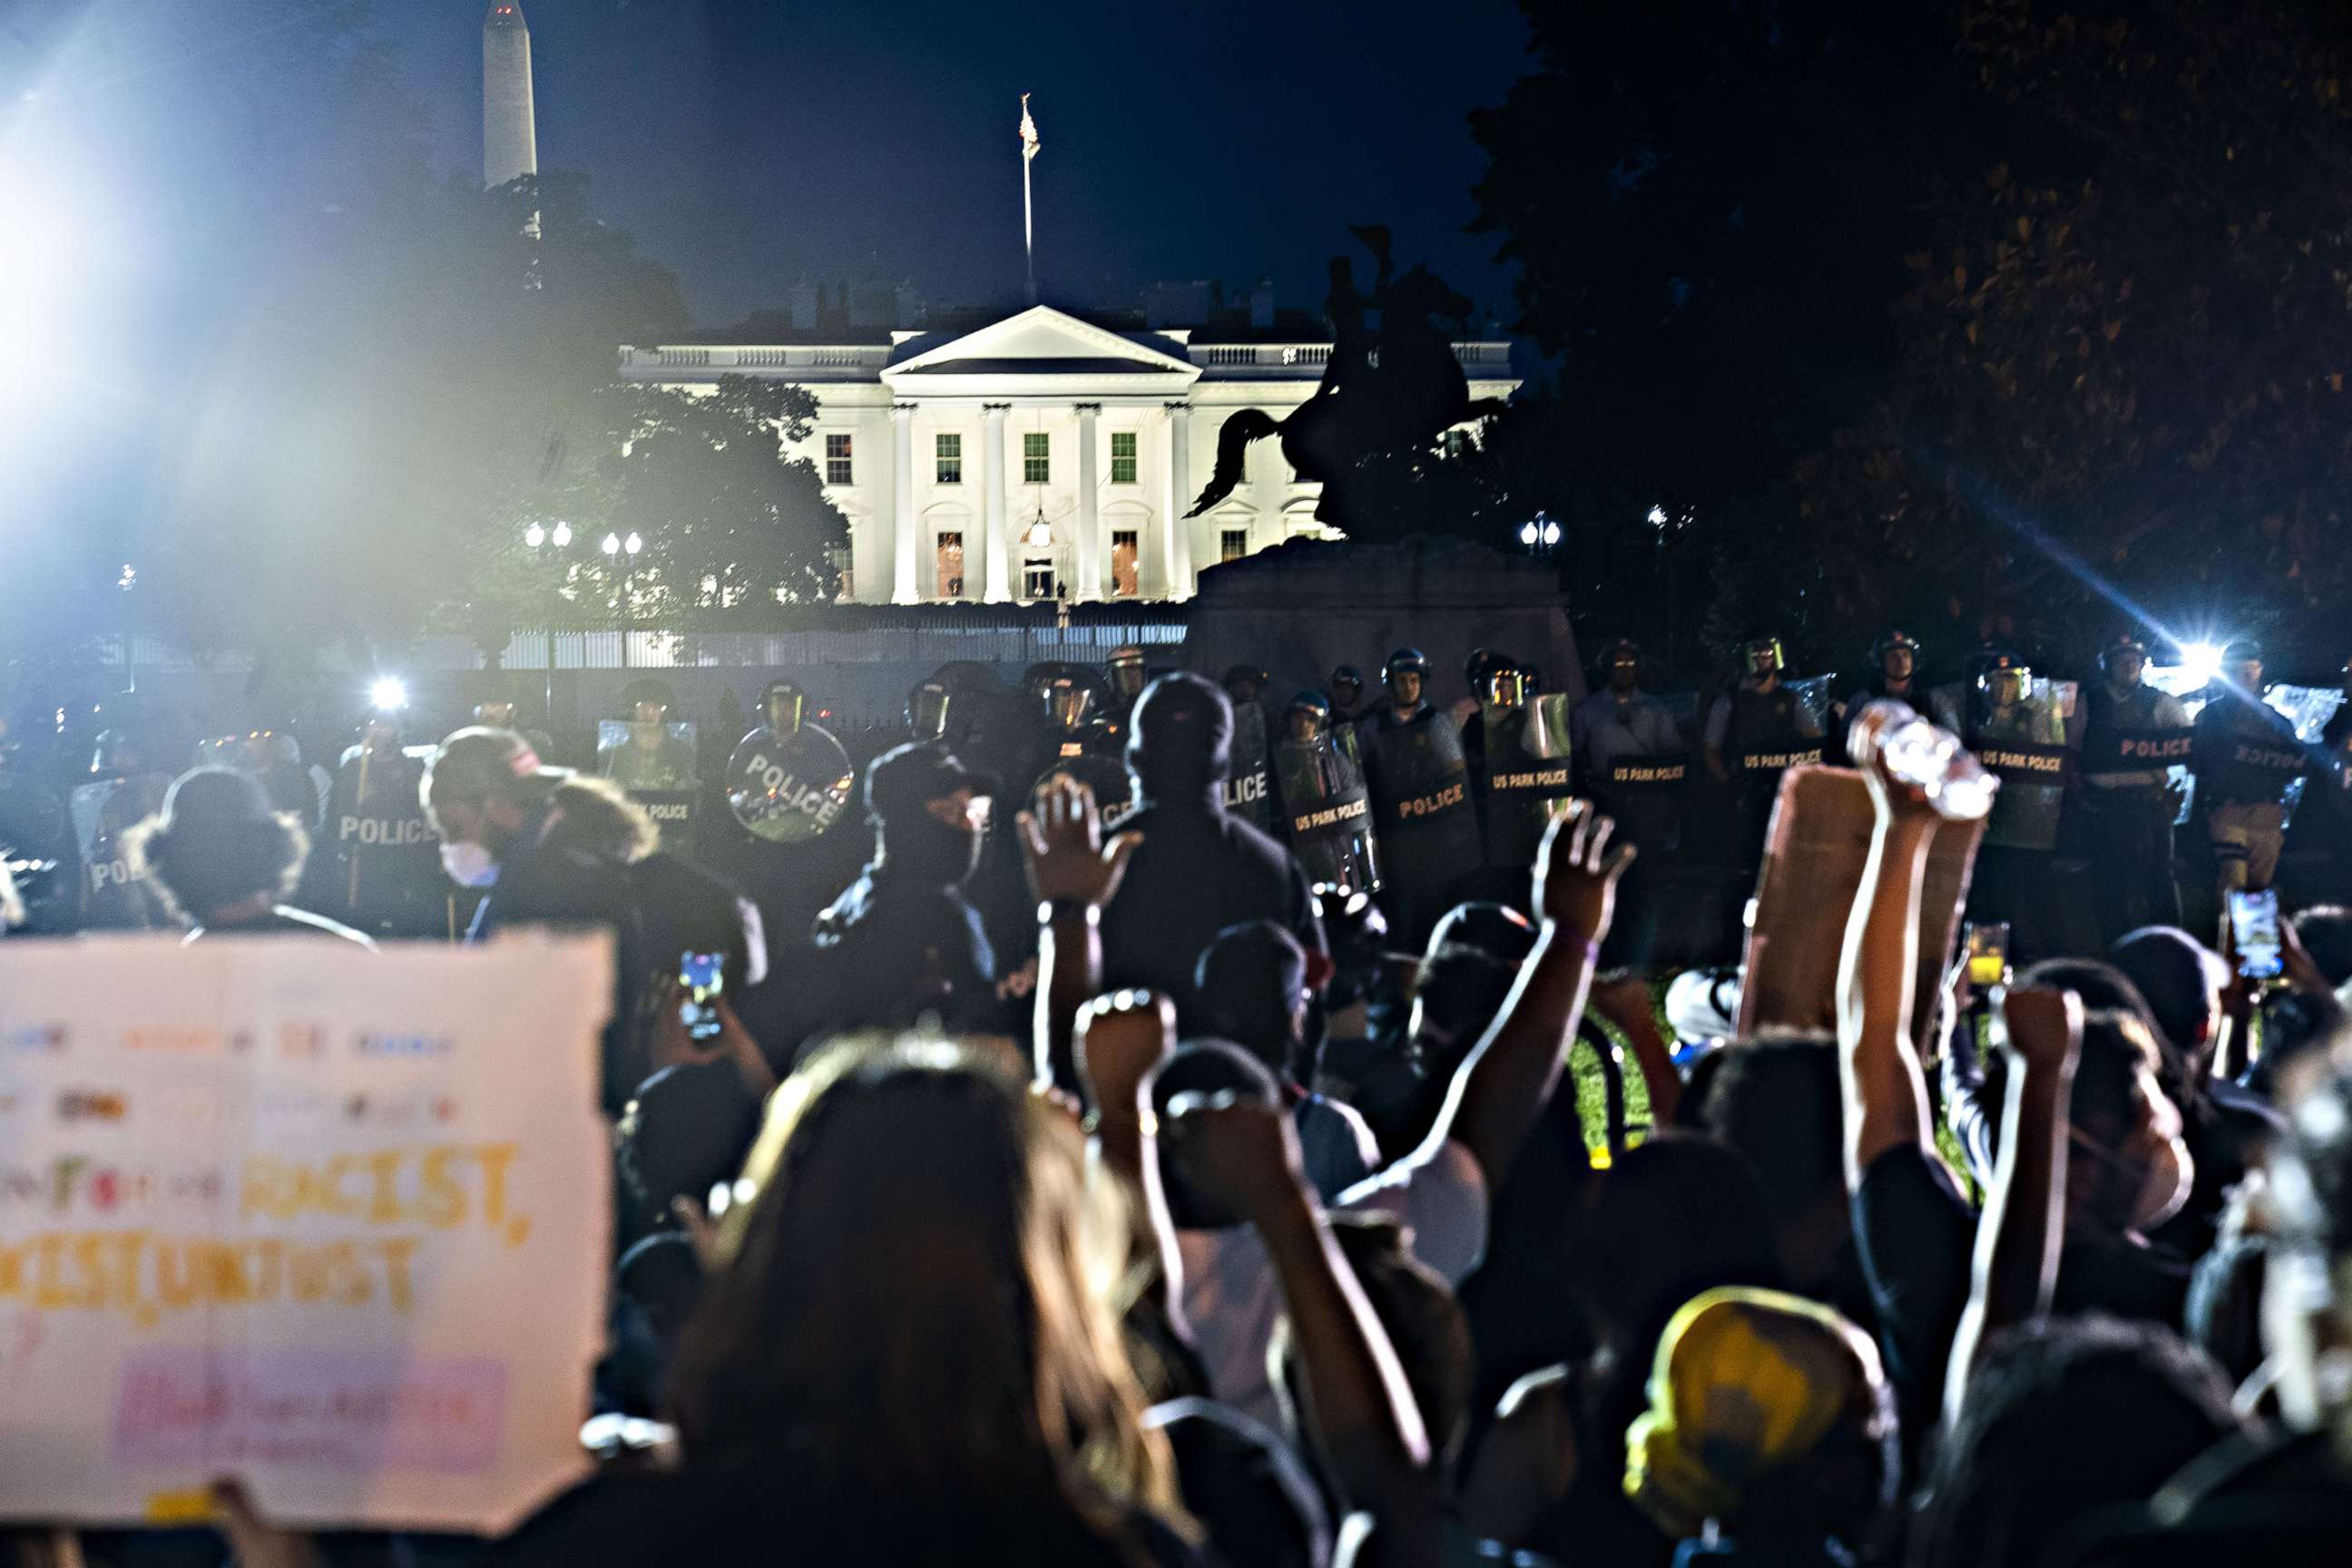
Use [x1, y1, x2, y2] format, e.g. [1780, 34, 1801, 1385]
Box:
[1181, 536, 1582, 710]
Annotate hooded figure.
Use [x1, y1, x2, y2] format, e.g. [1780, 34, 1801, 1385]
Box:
[1097, 674, 1327, 1031]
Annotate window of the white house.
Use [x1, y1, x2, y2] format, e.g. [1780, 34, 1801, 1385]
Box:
[824, 432, 853, 486]
[1023, 558, 1055, 600]
[1221, 527, 1249, 564]
[936, 433, 962, 485]
[1024, 431, 1051, 484]
[1111, 431, 1138, 484]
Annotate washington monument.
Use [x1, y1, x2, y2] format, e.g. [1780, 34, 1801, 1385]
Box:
[483, 1, 537, 190]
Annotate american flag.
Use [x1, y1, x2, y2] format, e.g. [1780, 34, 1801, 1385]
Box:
[1019, 93, 1040, 162]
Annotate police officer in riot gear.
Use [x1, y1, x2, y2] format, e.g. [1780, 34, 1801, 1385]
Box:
[1833, 631, 1924, 763]
[1572, 639, 1690, 852]
[1359, 647, 1483, 946]
[1103, 646, 1150, 748]
[1965, 651, 2073, 958]
[1219, 662, 1279, 832]
[2070, 632, 2191, 939]
[2192, 637, 2306, 899]
[0, 709, 77, 932]
[1035, 674, 1130, 816]
[1700, 632, 1823, 864]
[603, 679, 698, 792]
[907, 678, 954, 745]
[72, 717, 175, 931]
[2288, 651, 2352, 900]
[311, 700, 446, 939]
[1273, 690, 1380, 899]
[1327, 665, 1368, 726]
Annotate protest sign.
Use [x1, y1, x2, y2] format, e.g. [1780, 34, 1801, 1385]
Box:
[0, 931, 613, 1534]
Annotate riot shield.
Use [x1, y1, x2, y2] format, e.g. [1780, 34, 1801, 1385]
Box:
[0, 771, 75, 934]
[599, 719, 701, 843]
[1479, 692, 1576, 869]
[1275, 730, 1380, 897]
[1968, 675, 2071, 851]
[318, 750, 445, 937]
[70, 774, 172, 930]
[2266, 685, 2346, 828]
[1365, 710, 1482, 906]
[725, 724, 856, 844]
[1575, 691, 1695, 853]
[1730, 677, 1830, 779]
[1223, 702, 1279, 833]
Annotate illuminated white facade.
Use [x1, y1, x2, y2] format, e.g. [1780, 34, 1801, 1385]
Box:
[618, 305, 1516, 603]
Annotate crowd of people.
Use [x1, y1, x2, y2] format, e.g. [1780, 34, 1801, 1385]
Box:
[5, 631, 2352, 1567]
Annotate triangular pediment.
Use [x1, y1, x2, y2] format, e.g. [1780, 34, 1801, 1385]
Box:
[883, 306, 1200, 379]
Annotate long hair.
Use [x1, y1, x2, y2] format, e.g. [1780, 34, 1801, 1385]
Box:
[667, 1035, 1184, 1536]
[422, 728, 657, 862]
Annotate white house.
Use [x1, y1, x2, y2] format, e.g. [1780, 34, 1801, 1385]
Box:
[617, 303, 1517, 604]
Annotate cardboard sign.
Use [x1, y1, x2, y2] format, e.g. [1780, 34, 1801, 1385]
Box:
[0, 933, 613, 1534]
[1738, 767, 1986, 1052]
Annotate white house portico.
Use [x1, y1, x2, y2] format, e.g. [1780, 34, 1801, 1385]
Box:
[617, 304, 1518, 604]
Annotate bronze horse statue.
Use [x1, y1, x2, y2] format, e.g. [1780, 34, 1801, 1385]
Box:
[1188, 230, 1506, 530]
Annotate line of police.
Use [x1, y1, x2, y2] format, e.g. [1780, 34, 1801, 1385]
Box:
[6, 629, 2347, 972]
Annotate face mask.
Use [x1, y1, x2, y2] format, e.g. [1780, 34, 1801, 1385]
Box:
[440, 841, 499, 888]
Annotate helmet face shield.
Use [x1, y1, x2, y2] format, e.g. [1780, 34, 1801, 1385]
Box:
[765, 684, 808, 737]
[1049, 681, 1093, 731]
[1109, 649, 1147, 701]
[1486, 667, 1532, 707]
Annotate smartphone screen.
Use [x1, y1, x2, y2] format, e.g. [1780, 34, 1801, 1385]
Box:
[679, 951, 725, 1040]
[1965, 921, 2010, 988]
[2228, 890, 2284, 980]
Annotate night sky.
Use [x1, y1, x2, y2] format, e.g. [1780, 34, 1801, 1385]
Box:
[369, 0, 1532, 327]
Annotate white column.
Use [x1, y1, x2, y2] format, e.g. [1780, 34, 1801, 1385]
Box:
[982, 402, 1011, 602]
[1162, 402, 1193, 600]
[889, 403, 916, 603]
[1074, 402, 1102, 603]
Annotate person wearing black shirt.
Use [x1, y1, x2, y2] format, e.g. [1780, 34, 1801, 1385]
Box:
[1099, 674, 1325, 1033]
[2191, 639, 2304, 900]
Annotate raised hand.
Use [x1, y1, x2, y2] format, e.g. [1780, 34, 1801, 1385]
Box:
[1076, 988, 1176, 1131]
[1018, 776, 1142, 911]
[1997, 985, 2083, 1075]
[1533, 799, 1636, 942]
[1161, 1090, 1308, 1223]
[1847, 700, 1942, 821]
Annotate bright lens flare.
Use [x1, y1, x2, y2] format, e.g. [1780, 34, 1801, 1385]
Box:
[2180, 642, 2225, 686]
[368, 678, 408, 712]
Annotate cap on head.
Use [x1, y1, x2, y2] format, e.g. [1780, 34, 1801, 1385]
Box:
[864, 742, 984, 825]
[1127, 672, 1232, 788]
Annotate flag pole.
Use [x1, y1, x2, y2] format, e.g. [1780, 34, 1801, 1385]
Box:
[1019, 93, 1040, 307]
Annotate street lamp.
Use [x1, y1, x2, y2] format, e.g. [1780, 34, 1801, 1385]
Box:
[1518, 512, 1561, 557]
[623, 532, 642, 555]
[552, 520, 572, 546]
[601, 533, 621, 557]
[524, 522, 545, 548]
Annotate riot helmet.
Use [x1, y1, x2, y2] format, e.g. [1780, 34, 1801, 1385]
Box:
[1108, 645, 1149, 702]
[763, 680, 808, 738]
[1739, 632, 1785, 681]
[2096, 632, 2151, 686]
[906, 679, 952, 742]
[1596, 639, 1645, 694]
[622, 678, 676, 729]
[1047, 677, 1095, 733]
[1975, 651, 2031, 709]
[1484, 665, 1533, 707]
[2223, 638, 2266, 691]
[1221, 662, 1270, 708]
[1871, 630, 1921, 684]
[1465, 648, 1512, 691]
[1328, 665, 1367, 711]
[1383, 648, 1430, 709]
[1285, 690, 1330, 743]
